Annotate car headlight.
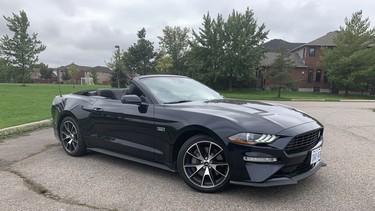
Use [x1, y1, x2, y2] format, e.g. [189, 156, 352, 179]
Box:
[228, 133, 277, 145]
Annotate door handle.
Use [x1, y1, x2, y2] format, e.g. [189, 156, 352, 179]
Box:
[93, 107, 103, 112]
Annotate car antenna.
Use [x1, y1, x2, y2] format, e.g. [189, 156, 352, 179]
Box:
[58, 81, 62, 97]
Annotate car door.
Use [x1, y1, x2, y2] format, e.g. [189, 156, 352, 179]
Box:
[86, 92, 155, 160]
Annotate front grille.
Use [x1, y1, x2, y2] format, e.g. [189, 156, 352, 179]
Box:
[285, 129, 322, 154]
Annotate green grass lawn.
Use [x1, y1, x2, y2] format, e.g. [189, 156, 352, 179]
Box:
[0, 83, 109, 129]
[1, 83, 374, 129]
[220, 89, 375, 101]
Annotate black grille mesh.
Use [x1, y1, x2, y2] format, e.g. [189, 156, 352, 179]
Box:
[273, 161, 314, 178]
[285, 129, 322, 154]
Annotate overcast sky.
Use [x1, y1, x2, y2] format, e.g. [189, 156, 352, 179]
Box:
[1, 0, 374, 67]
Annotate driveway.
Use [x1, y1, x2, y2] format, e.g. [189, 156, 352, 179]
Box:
[0, 102, 374, 210]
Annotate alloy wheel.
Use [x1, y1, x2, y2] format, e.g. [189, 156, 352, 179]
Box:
[60, 120, 79, 153]
[182, 141, 229, 189]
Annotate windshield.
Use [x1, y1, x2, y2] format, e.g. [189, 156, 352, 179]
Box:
[140, 76, 223, 104]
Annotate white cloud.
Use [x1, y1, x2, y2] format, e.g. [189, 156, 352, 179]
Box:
[1, 0, 375, 67]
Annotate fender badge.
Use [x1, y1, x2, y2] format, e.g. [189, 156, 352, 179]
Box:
[156, 127, 165, 132]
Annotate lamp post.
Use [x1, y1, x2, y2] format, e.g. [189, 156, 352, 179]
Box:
[114, 45, 120, 88]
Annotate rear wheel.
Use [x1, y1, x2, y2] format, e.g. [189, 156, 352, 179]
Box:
[59, 117, 86, 156]
[177, 135, 230, 192]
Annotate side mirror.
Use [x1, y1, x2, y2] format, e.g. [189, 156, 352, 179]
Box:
[121, 95, 142, 105]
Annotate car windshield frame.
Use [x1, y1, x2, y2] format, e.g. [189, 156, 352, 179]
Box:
[139, 76, 223, 104]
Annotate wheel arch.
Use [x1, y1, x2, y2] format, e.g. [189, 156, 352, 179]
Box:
[171, 125, 224, 167]
[57, 111, 88, 156]
[56, 111, 78, 136]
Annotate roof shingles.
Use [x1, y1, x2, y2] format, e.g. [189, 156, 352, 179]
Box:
[261, 52, 307, 68]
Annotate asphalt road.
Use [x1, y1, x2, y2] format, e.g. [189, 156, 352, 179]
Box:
[1, 102, 374, 211]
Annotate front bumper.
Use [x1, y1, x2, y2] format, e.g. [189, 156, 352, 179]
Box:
[226, 121, 325, 187]
[230, 160, 326, 187]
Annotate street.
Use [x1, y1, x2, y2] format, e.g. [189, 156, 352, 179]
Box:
[1, 102, 375, 210]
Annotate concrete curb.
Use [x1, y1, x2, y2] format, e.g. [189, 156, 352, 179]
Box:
[291, 99, 326, 102]
[291, 99, 375, 102]
[0, 119, 52, 135]
[339, 99, 375, 102]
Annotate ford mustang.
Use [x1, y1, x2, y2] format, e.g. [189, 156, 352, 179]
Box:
[51, 75, 326, 192]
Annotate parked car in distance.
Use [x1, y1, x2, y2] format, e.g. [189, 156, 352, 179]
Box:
[51, 75, 325, 192]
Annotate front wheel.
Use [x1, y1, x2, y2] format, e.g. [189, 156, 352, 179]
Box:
[59, 117, 87, 156]
[177, 135, 230, 192]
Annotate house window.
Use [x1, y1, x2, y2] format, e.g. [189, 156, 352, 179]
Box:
[315, 70, 321, 82]
[307, 69, 314, 82]
[309, 47, 316, 56]
[303, 48, 306, 59]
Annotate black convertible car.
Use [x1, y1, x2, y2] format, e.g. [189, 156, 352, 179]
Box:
[51, 75, 325, 192]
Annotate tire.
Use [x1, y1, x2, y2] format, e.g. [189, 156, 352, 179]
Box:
[177, 134, 231, 193]
[59, 117, 87, 156]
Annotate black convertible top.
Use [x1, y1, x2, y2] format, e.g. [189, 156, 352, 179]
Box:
[74, 89, 126, 100]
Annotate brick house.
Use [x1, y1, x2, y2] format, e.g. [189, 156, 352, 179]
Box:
[258, 31, 338, 92]
[31, 67, 58, 83]
[257, 51, 308, 90]
[55, 63, 112, 85]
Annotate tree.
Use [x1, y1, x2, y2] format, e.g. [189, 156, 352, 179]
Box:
[66, 63, 80, 83]
[40, 68, 53, 80]
[190, 8, 268, 90]
[321, 10, 375, 95]
[89, 69, 99, 84]
[0, 10, 46, 85]
[106, 47, 128, 88]
[155, 51, 174, 73]
[37, 63, 53, 80]
[158, 26, 190, 74]
[268, 47, 296, 98]
[190, 13, 226, 87]
[61, 70, 71, 81]
[0, 58, 10, 82]
[124, 28, 155, 75]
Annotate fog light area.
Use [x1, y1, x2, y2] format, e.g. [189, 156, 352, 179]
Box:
[243, 156, 278, 163]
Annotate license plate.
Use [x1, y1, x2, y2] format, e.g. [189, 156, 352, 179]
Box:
[310, 147, 321, 164]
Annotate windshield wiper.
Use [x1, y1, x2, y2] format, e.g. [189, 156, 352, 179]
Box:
[164, 100, 192, 104]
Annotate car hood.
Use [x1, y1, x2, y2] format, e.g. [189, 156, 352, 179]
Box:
[166, 98, 319, 134]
